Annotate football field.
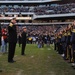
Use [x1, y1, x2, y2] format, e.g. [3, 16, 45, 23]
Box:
[0, 44, 75, 75]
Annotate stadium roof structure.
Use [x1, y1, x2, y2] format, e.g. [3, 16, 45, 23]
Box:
[0, 0, 61, 5]
[0, 0, 75, 5]
[33, 13, 75, 20]
[0, 0, 75, 3]
[0, 22, 73, 26]
[0, 0, 60, 1]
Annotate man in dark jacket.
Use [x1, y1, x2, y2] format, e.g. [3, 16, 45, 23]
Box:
[21, 26, 27, 55]
[8, 18, 17, 63]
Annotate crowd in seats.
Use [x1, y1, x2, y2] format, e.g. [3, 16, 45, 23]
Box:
[25, 26, 56, 36]
[34, 3, 75, 15]
[0, 3, 75, 15]
[17, 25, 57, 47]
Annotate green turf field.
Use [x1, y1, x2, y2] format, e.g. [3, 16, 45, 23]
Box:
[0, 44, 75, 75]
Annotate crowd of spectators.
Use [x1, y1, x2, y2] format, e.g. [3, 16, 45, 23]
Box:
[21, 26, 56, 36]
[17, 25, 57, 45]
[0, 3, 75, 15]
[34, 3, 75, 15]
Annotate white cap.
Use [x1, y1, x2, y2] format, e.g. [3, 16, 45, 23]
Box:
[22, 26, 26, 29]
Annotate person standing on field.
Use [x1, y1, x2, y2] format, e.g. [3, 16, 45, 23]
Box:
[8, 18, 17, 63]
[21, 26, 27, 55]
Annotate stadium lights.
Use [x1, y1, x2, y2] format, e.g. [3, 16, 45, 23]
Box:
[0, 17, 32, 20]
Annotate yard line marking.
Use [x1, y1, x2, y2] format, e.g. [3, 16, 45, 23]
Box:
[37, 71, 41, 74]
[31, 55, 34, 58]
[0, 54, 2, 56]
[48, 71, 55, 75]
[14, 55, 18, 57]
[47, 48, 51, 50]
[17, 70, 24, 75]
[48, 56, 50, 59]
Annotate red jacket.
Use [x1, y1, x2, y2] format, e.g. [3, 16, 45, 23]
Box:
[2, 29, 7, 40]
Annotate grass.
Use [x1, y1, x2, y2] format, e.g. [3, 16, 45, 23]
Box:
[0, 44, 75, 75]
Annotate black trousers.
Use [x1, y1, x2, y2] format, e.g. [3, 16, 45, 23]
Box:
[58, 43, 63, 54]
[72, 44, 75, 63]
[8, 42, 16, 62]
[21, 43, 26, 55]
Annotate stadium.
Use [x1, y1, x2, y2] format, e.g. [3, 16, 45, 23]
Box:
[0, 0, 75, 75]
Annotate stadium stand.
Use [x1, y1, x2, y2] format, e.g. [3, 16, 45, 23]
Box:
[0, 3, 75, 15]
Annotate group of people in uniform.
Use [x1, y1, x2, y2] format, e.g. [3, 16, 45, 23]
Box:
[0, 18, 27, 64]
[54, 21, 75, 69]
[1, 18, 75, 72]
[0, 18, 27, 72]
